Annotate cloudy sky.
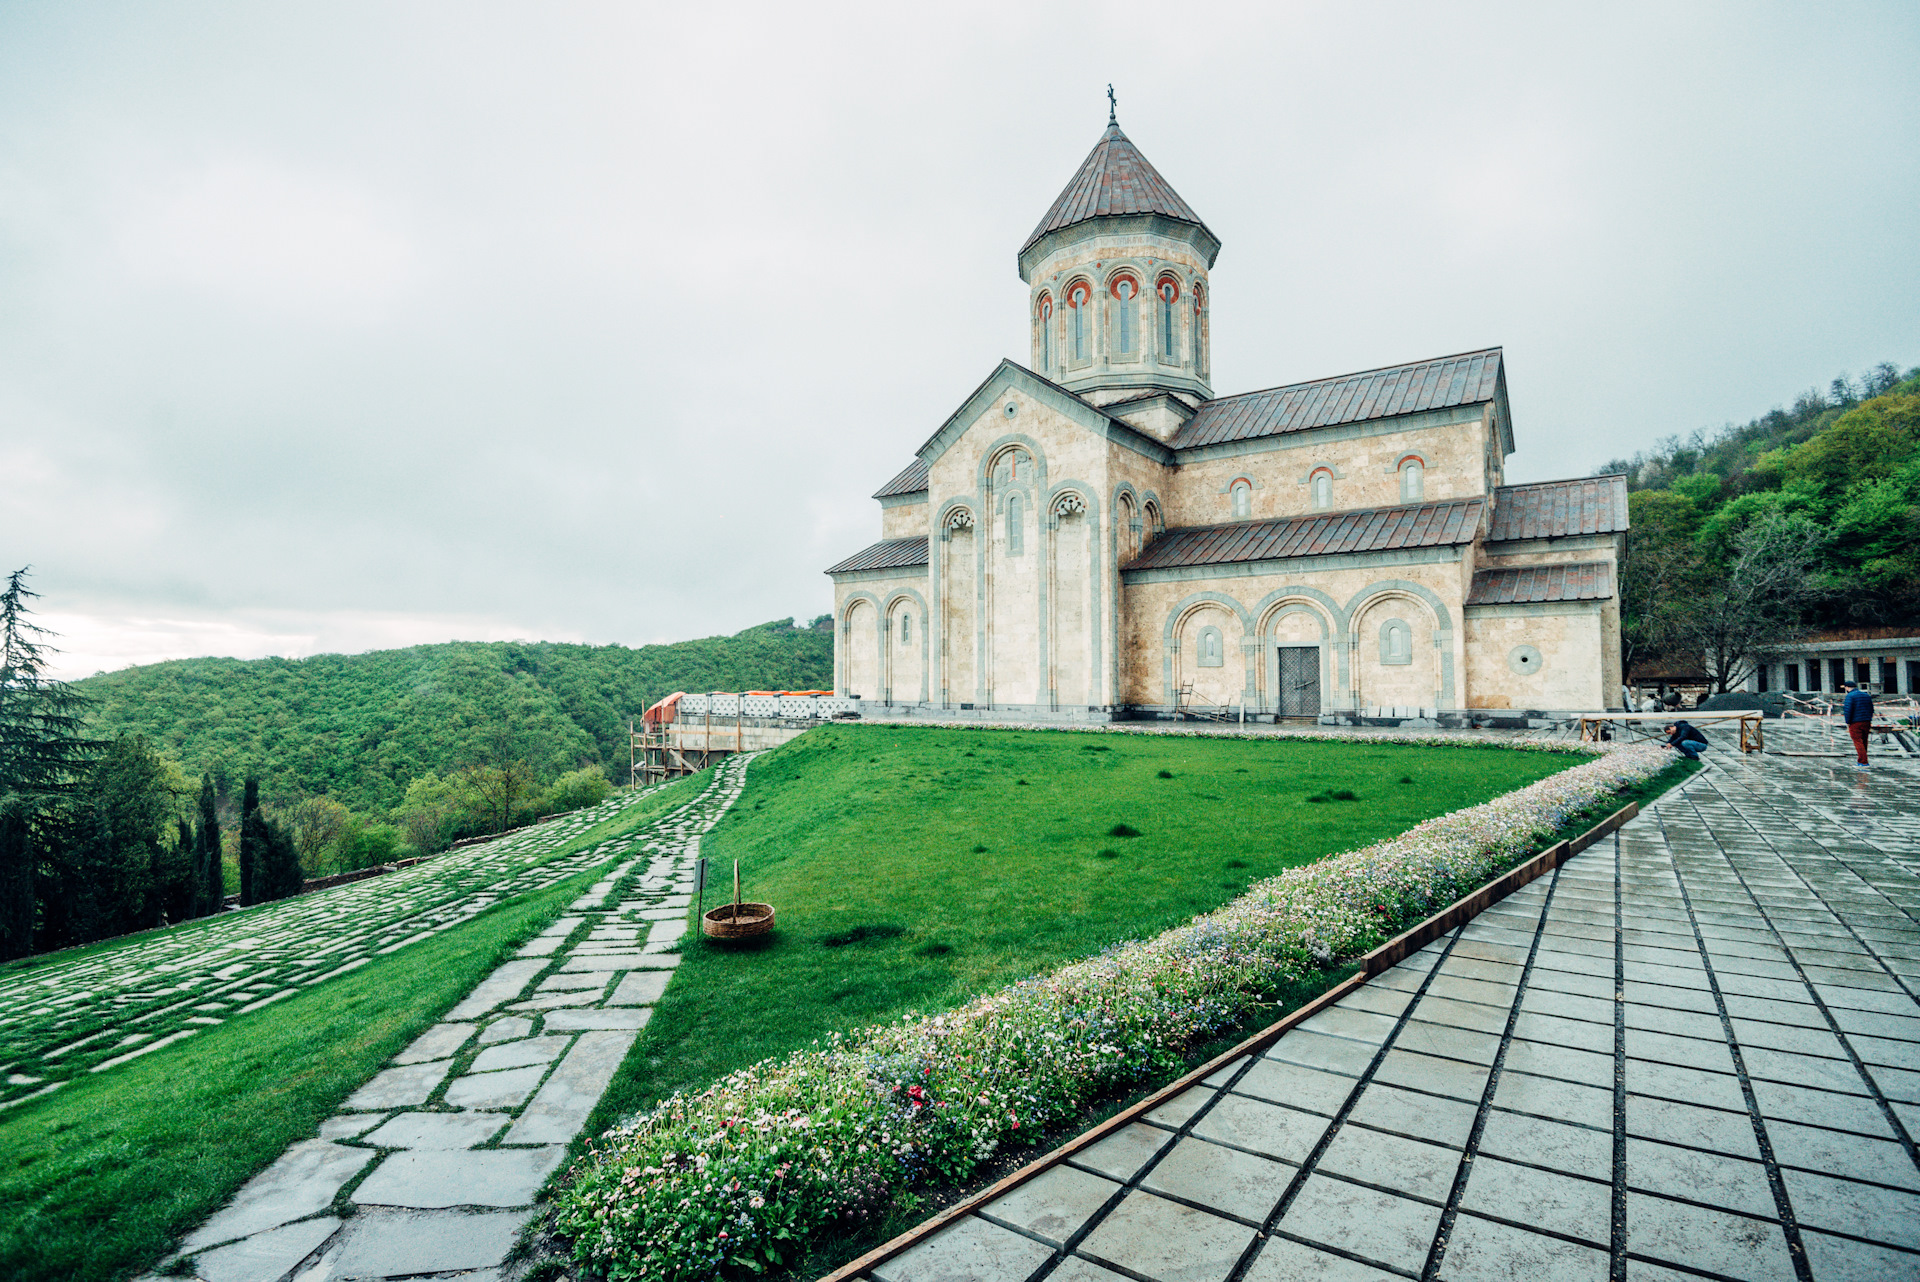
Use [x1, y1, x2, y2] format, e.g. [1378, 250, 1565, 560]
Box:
[3, 2, 1916, 679]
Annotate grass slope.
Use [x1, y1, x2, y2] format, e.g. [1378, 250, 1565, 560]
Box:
[0, 774, 710, 1282]
[71, 620, 833, 813]
[587, 725, 1574, 1130]
[0, 868, 589, 1282]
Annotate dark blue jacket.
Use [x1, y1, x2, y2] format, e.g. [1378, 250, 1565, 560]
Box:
[1667, 721, 1706, 747]
[1843, 689, 1875, 724]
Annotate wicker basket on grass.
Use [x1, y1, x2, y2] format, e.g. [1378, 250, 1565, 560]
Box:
[702, 901, 775, 938]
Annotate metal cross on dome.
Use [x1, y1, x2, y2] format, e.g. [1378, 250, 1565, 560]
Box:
[1107, 84, 1117, 125]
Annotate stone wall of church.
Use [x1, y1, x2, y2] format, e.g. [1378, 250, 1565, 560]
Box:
[923, 385, 1136, 709]
[1463, 605, 1609, 710]
[1160, 412, 1498, 528]
[882, 499, 928, 539]
[833, 570, 929, 704]
[1117, 555, 1473, 713]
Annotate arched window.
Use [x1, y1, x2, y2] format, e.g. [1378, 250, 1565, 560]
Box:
[1143, 500, 1162, 541]
[1006, 493, 1024, 555]
[1157, 279, 1178, 360]
[1036, 296, 1053, 374]
[1191, 284, 1206, 372]
[1068, 282, 1090, 363]
[1198, 625, 1224, 668]
[1311, 470, 1333, 511]
[1113, 276, 1137, 356]
[1380, 619, 1412, 665]
[900, 613, 912, 644]
[1400, 458, 1425, 503]
[1230, 479, 1252, 520]
[1119, 493, 1138, 561]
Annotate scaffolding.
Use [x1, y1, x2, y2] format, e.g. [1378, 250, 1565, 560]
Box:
[630, 691, 842, 782]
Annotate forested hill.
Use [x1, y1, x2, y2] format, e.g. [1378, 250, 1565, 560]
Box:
[1600, 360, 1919, 686]
[72, 619, 834, 814]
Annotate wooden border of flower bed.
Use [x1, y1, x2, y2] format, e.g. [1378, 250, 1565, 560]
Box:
[818, 800, 1640, 1282]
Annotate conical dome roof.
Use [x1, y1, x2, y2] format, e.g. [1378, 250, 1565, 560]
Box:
[1021, 123, 1214, 256]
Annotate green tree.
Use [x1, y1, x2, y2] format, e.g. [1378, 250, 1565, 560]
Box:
[536, 763, 612, 815]
[44, 736, 177, 946]
[0, 796, 30, 960]
[257, 814, 303, 902]
[1677, 514, 1826, 693]
[194, 772, 223, 915]
[238, 778, 262, 907]
[0, 568, 95, 958]
[287, 795, 351, 874]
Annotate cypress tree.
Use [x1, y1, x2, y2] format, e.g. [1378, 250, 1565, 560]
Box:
[238, 778, 261, 907]
[195, 773, 222, 916]
[260, 816, 303, 902]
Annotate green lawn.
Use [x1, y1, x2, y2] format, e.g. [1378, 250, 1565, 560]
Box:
[586, 725, 1577, 1133]
[0, 772, 711, 1282]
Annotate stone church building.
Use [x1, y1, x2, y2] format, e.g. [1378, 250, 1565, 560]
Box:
[826, 116, 1626, 724]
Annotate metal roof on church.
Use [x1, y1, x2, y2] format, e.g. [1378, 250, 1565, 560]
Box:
[873, 459, 929, 499]
[824, 536, 930, 576]
[1022, 124, 1214, 255]
[1467, 561, 1614, 606]
[1488, 475, 1629, 541]
[1123, 498, 1485, 572]
[1169, 349, 1506, 450]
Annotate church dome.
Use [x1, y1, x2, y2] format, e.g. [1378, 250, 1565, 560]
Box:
[1020, 108, 1220, 405]
[1018, 121, 1219, 274]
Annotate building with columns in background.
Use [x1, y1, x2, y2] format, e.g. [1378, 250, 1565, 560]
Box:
[826, 113, 1627, 725]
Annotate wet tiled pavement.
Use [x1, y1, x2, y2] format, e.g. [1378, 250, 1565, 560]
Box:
[867, 751, 1920, 1281]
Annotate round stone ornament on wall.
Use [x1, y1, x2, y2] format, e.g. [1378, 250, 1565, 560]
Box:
[1005, 401, 1018, 417]
[1508, 645, 1544, 676]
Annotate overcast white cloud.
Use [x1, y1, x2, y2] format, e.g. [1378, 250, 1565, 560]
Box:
[3, 1, 1916, 678]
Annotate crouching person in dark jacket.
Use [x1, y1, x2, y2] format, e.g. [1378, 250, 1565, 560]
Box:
[1665, 721, 1710, 760]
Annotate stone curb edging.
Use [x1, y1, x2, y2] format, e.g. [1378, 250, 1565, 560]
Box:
[817, 800, 1643, 1282]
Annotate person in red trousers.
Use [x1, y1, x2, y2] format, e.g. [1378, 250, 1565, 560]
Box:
[1841, 681, 1875, 770]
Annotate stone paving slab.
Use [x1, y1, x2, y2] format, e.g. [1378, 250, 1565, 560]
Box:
[164, 755, 756, 1281]
[855, 750, 1920, 1282]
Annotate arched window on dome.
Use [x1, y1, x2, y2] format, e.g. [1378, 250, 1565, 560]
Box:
[1191, 283, 1207, 374]
[1230, 479, 1252, 520]
[1311, 469, 1334, 512]
[1157, 278, 1178, 362]
[1036, 295, 1053, 374]
[1112, 276, 1138, 357]
[1399, 457, 1425, 503]
[1068, 282, 1091, 364]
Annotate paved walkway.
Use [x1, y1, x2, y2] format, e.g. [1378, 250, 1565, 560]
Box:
[157, 755, 754, 1282]
[870, 750, 1920, 1281]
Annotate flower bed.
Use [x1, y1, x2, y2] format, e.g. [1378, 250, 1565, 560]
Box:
[553, 742, 1672, 1281]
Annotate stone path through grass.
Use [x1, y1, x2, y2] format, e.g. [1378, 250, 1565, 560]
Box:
[153, 753, 753, 1282]
[865, 747, 1920, 1281]
[0, 784, 690, 1106]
